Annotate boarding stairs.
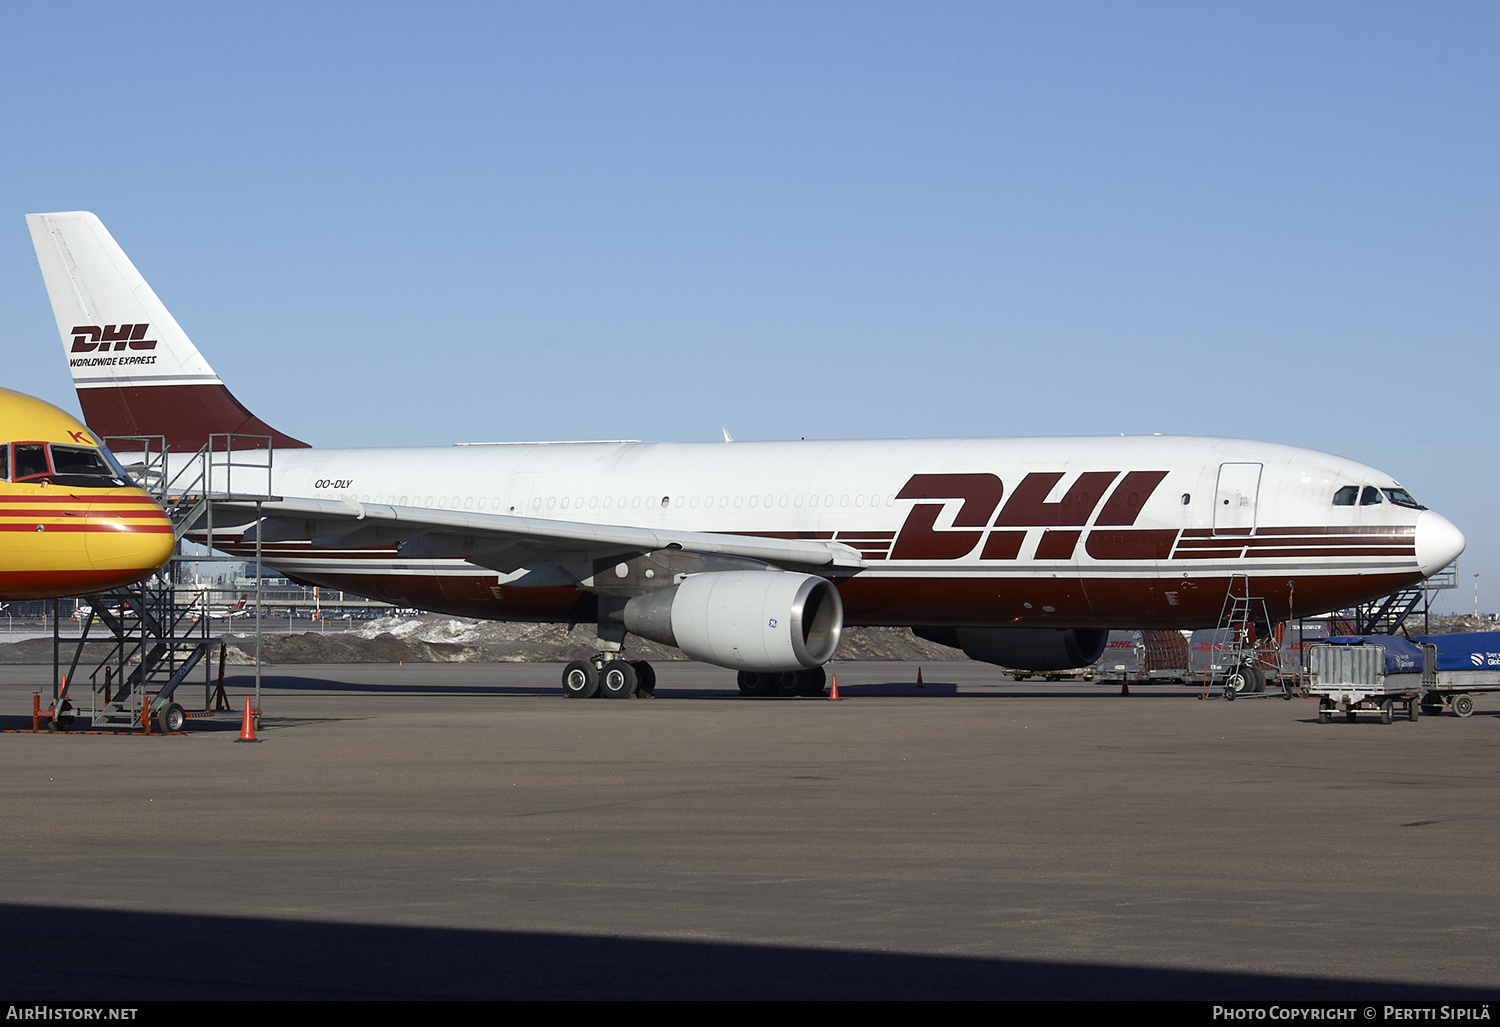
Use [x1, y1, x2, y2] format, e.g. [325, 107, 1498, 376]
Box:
[53, 583, 225, 730]
[46, 433, 275, 732]
[1340, 561, 1459, 637]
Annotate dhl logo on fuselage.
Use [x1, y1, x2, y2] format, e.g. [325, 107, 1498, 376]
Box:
[822, 471, 1414, 564]
[890, 471, 1172, 561]
[70, 324, 157, 353]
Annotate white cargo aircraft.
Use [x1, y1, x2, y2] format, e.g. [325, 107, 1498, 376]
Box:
[27, 211, 1466, 698]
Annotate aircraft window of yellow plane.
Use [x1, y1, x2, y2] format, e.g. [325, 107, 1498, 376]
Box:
[13, 442, 49, 480]
[8, 441, 132, 488]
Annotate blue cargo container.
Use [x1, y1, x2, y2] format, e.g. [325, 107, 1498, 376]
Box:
[1408, 633, 1500, 716]
[1321, 635, 1427, 674]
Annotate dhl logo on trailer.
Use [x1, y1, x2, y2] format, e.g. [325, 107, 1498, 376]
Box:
[0, 387, 173, 598]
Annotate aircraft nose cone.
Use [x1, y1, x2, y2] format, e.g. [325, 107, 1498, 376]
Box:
[1415, 511, 1465, 578]
[83, 495, 175, 582]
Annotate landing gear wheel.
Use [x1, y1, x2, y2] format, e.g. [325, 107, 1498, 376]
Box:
[1380, 699, 1393, 725]
[562, 660, 600, 699]
[737, 671, 772, 697]
[599, 661, 638, 699]
[1318, 698, 1333, 724]
[1453, 694, 1474, 718]
[631, 661, 656, 696]
[799, 666, 827, 697]
[1248, 666, 1267, 693]
[157, 702, 186, 734]
[774, 671, 802, 698]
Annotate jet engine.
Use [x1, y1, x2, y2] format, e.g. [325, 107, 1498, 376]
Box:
[913, 626, 1108, 672]
[623, 571, 843, 672]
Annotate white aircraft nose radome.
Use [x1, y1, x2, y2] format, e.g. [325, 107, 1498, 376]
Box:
[1415, 510, 1466, 578]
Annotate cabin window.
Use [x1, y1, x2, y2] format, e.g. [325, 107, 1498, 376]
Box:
[0, 446, 7, 480]
[1359, 486, 1382, 506]
[1332, 486, 1358, 506]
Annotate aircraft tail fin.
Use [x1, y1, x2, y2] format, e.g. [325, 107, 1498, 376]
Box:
[26, 211, 308, 452]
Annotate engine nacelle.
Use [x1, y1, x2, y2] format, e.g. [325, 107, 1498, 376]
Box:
[913, 626, 1108, 672]
[623, 571, 843, 672]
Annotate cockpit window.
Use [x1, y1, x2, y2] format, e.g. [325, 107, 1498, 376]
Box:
[1332, 486, 1358, 506]
[1382, 487, 1425, 510]
[13, 444, 49, 480]
[8, 442, 130, 488]
[1359, 486, 1383, 506]
[51, 445, 115, 477]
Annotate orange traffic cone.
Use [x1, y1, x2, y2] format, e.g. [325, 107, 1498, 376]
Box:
[916, 667, 924, 689]
[235, 697, 261, 743]
[828, 672, 841, 701]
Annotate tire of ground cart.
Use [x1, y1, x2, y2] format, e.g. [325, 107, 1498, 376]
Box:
[158, 702, 186, 734]
[1318, 699, 1333, 724]
[1346, 709, 1357, 722]
[1409, 699, 1419, 722]
[48, 700, 74, 732]
[1380, 699, 1393, 725]
[1453, 694, 1474, 718]
[1224, 664, 1258, 699]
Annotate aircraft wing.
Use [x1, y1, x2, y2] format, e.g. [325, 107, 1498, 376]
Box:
[197, 496, 867, 577]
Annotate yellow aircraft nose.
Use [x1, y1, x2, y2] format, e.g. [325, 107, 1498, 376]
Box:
[81, 490, 175, 586]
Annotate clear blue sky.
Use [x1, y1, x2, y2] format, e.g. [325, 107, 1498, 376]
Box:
[1, 2, 1494, 613]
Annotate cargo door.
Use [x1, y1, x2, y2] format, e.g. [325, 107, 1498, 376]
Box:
[1213, 462, 1261, 535]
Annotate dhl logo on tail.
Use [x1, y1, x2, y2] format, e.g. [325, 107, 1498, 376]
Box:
[70, 324, 157, 353]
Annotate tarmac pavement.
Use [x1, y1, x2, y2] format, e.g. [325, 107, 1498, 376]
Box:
[0, 661, 1495, 1000]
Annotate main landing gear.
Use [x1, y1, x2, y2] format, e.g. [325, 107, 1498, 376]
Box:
[561, 657, 657, 699]
[736, 666, 827, 698]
